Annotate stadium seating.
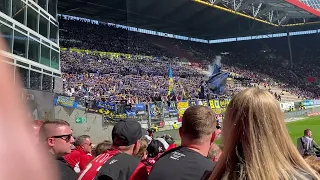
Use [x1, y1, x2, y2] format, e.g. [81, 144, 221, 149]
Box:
[59, 17, 320, 103]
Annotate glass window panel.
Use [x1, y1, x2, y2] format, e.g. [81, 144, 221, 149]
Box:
[28, 38, 39, 62]
[48, 0, 57, 17]
[42, 74, 52, 91]
[0, 0, 11, 16]
[27, 6, 38, 32]
[30, 71, 41, 90]
[40, 44, 50, 66]
[51, 49, 59, 70]
[13, 30, 27, 58]
[16, 67, 29, 88]
[38, 0, 47, 11]
[39, 16, 48, 38]
[12, 0, 25, 24]
[50, 23, 58, 43]
[0, 23, 13, 52]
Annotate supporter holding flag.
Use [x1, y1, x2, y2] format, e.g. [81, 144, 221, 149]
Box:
[78, 120, 148, 180]
[64, 135, 93, 173]
[148, 105, 216, 180]
[39, 120, 77, 180]
[203, 88, 320, 180]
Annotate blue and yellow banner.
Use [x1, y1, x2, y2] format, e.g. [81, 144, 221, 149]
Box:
[95, 101, 117, 111]
[168, 65, 174, 95]
[53, 95, 78, 108]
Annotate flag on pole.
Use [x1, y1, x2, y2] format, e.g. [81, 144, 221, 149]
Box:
[168, 65, 174, 95]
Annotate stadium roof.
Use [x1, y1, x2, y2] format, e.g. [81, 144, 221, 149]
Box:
[58, 0, 320, 39]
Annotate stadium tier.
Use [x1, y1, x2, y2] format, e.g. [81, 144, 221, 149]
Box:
[0, 0, 61, 92]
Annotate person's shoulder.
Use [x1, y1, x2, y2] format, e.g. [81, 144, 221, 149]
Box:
[80, 152, 92, 159]
[65, 149, 81, 157]
[56, 158, 77, 180]
[96, 153, 146, 180]
[156, 146, 214, 166]
[99, 153, 141, 172]
[57, 158, 73, 169]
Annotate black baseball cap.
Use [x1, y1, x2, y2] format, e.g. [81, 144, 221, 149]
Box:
[112, 120, 142, 146]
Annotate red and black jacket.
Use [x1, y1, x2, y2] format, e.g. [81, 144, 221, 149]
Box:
[94, 153, 148, 180]
[78, 149, 148, 180]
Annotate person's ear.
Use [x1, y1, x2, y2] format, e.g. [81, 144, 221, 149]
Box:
[47, 138, 55, 147]
[133, 140, 140, 155]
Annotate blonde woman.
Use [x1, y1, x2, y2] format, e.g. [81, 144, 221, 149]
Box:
[205, 88, 319, 180]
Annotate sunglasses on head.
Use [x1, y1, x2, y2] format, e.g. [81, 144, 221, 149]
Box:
[51, 134, 73, 142]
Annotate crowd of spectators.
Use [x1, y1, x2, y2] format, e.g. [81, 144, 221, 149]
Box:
[60, 17, 320, 103]
[219, 35, 320, 99]
[61, 51, 214, 104]
[32, 89, 320, 180]
[59, 17, 172, 58]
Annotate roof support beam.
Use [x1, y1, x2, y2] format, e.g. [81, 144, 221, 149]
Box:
[253, 3, 262, 17]
[256, 6, 273, 17]
[272, 13, 287, 23]
[208, 0, 223, 5]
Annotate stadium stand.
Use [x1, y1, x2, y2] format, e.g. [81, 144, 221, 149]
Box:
[60, 17, 320, 104]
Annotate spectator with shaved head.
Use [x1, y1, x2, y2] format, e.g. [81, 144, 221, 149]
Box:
[39, 120, 77, 180]
[64, 135, 93, 173]
[148, 105, 216, 180]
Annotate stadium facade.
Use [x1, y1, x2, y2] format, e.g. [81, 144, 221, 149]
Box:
[0, 0, 61, 92]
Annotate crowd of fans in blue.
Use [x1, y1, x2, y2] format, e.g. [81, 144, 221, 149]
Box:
[18, 15, 320, 180]
[59, 17, 320, 105]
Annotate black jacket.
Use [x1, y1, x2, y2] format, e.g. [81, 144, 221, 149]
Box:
[56, 157, 77, 180]
[94, 153, 148, 180]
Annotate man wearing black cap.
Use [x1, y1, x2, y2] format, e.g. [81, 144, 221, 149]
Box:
[78, 120, 148, 180]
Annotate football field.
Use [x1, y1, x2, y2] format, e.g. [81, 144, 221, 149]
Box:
[287, 116, 320, 145]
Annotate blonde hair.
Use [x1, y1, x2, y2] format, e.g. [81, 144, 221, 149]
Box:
[93, 141, 112, 157]
[305, 156, 320, 173]
[209, 88, 319, 180]
[181, 105, 216, 140]
[136, 138, 148, 159]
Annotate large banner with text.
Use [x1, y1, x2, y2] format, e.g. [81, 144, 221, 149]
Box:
[53, 94, 79, 108]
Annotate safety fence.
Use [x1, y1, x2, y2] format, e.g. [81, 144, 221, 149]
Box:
[53, 93, 320, 124]
[54, 95, 231, 125]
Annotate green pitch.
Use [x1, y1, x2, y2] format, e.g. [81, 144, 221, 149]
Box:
[287, 116, 320, 145]
[174, 116, 320, 146]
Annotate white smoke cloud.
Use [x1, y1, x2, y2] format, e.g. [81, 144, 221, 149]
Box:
[206, 56, 222, 77]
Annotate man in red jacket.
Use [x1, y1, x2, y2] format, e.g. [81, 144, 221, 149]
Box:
[64, 135, 93, 173]
[78, 120, 148, 180]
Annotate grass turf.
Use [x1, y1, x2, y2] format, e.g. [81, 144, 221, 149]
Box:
[287, 116, 320, 145]
[174, 116, 320, 146]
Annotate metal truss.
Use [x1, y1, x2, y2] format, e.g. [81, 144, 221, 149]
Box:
[202, 0, 318, 26]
